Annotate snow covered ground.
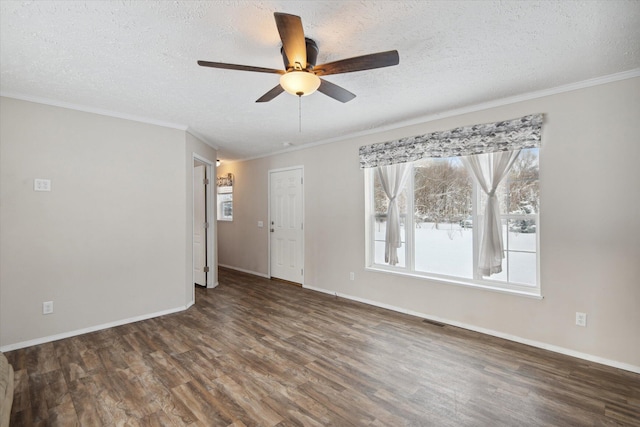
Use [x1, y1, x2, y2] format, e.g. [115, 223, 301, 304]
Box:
[374, 221, 537, 286]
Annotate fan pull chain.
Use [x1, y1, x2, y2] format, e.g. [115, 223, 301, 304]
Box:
[298, 94, 302, 133]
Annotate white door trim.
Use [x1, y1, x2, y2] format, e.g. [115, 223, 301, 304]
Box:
[193, 164, 207, 287]
[268, 165, 304, 286]
[192, 154, 217, 299]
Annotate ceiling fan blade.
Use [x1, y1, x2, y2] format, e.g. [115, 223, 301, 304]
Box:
[198, 60, 284, 75]
[318, 79, 356, 103]
[314, 50, 399, 76]
[274, 12, 307, 69]
[256, 85, 285, 103]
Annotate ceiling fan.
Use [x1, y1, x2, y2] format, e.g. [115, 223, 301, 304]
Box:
[198, 12, 399, 103]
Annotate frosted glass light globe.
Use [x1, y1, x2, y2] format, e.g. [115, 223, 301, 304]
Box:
[279, 71, 321, 96]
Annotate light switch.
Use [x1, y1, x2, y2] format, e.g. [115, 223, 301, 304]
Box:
[34, 179, 51, 192]
[43, 301, 53, 314]
[258, 221, 264, 228]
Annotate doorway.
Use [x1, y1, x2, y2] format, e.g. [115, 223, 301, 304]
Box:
[192, 155, 216, 296]
[269, 166, 304, 285]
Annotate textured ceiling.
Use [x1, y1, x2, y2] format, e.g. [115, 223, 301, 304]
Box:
[1, 1, 639, 161]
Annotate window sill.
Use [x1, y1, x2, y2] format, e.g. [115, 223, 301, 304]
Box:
[365, 266, 543, 299]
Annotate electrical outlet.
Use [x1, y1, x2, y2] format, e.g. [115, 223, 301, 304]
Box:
[34, 178, 51, 192]
[350, 272, 355, 280]
[576, 312, 587, 327]
[43, 301, 54, 315]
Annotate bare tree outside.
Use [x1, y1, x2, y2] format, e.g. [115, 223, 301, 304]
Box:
[374, 149, 538, 228]
[506, 149, 539, 214]
[373, 173, 408, 221]
[413, 157, 471, 228]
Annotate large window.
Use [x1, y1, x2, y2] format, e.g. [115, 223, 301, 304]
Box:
[366, 148, 540, 295]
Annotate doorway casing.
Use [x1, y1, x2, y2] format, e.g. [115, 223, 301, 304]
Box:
[192, 153, 217, 304]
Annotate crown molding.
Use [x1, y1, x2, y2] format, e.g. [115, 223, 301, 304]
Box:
[4, 68, 638, 163]
[186, 128, 219, 151]
[234, 68, 640, 163]
[0, 91, 188, 131]
[0, 92, 219, 149]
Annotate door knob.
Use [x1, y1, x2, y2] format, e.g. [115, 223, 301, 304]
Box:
[270, 228, 274, 232]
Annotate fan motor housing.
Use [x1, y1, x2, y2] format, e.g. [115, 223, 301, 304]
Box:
[281, 38, 319, 70]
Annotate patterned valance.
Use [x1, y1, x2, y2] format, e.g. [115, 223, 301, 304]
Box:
[359, 114, 543, 168]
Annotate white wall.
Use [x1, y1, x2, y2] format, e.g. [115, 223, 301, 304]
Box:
[0, 97, 213, 349]
[217, 160, 270, 275]
[217, 77, 640, 370]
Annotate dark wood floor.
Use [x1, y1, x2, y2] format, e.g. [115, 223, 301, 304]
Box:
[6, 268, 640, 426]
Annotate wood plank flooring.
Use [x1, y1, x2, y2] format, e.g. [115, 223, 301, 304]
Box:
[6, 268, 640, 426]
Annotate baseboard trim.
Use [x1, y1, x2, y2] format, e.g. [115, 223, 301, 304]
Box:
[270, 277, 302, 287]
[218, 264, 270, 279]
[304, 284, 640, 374]
[0, 305, 189, 352]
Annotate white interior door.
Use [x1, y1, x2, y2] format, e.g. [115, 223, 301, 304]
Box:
[270, 168, 303, 284]
[193, 164, 206, 286]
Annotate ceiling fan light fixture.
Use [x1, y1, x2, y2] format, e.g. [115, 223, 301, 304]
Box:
[199, 13, 399, 103]
[279, 71, 321, 97]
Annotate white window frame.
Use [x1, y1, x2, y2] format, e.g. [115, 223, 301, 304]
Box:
[364, 159, 541, 298]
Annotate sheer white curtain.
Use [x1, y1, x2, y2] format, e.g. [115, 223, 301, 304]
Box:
[376, 163, 411, 266]
[462, 150, 520, 276]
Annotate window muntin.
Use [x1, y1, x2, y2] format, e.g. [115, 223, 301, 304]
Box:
[367, 148, 539, 294]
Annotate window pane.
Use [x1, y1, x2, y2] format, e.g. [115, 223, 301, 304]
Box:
[479, 185, 508, 215]
[508, 252, 537, 286]
[507, 219, 537, 252]
[481, 218, 538, 285]
[413, 157, 472, 278]
[414, 157, 472, 223]
[507, 148, 539, 214]
[373, 171, 407, 267]
[218, 193, 233, 221]
[373, 220, 406, 267]
[373, 170, 389, 215]
[477, 148, 539, 215]
[483, 221, 508, 282]
[414, 222, 472, 278]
